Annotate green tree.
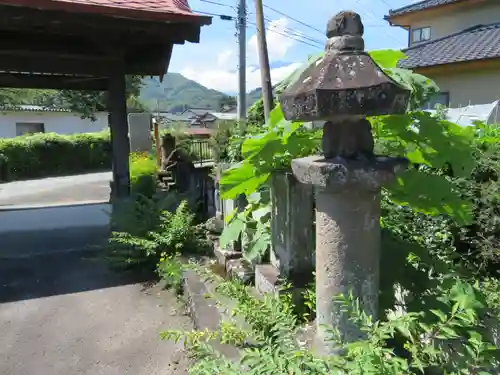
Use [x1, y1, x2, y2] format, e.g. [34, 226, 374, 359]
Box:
[218, 95, 237, 112]
[0, 88, 53, 106]
[16, 75, 146, 120]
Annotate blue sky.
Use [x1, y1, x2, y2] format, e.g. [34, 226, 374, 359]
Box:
[168, 0, 416, 93]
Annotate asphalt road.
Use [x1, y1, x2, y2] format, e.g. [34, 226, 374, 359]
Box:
[0, 249, 191, 375]
[0, 172, 192, 375]
[0, 172, 112, 207]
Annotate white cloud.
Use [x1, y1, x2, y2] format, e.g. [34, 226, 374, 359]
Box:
[248, 18, 295, 62]
[180, 62, 301, 93]
[216, 50, 234, 68]
[177, 17, 299, 93]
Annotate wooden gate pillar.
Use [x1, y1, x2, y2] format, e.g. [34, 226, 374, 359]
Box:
[108, 67, 131, 199]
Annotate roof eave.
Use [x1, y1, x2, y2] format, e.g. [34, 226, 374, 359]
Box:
[0, 0, 213, 25]
[399, 56, 500, 72]
[387, 0, 473, 24]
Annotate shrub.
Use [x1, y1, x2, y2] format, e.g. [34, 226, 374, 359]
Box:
[163, 270, 500, 375]
[106, 195, 210, 272]
[209, 121, 236, 163]
[453, 126, 500, 274]
[381, 124, 500, 280]
[129, 152, 157, 197]
[156, 252, 185, 293]
[0, 131, 111, 182]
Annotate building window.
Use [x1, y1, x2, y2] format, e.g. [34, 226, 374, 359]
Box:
[15, 122, 45, 136]
[411, 27, 431, 43]
[422, 92, 450, 110]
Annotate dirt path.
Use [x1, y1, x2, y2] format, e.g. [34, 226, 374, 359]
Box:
[0, 249, 190, 375]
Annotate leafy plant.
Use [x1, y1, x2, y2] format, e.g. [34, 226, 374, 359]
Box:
[129, 152, 157, 197]
[163, 267, 499, 375]
[106, 196, 209, 272]
[157, 252, 185, 293]
[219, 191, 272, 262]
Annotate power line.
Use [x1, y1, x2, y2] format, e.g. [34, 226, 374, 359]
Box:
[193, 3, 323, 48]
[261, 0, 404, 45]
[193, 6, 324, 47]
[351, 0, 405, 44]
[261, 2, 324, 35]
[199, 0, 235, 10]
[191, 9, 234, 20]
[261, 15, 324, 46]
[198, 0, 231, 6]
[247, 20, 321, 49]
[376, 0, 394, 8]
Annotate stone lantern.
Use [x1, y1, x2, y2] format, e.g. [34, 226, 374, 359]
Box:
[279, 11, 410, 354]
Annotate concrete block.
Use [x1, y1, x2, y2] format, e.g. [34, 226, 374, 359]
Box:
[255, 264, 280, 295]
[227, 259, 254, 285]
[214, 247, 242, 268]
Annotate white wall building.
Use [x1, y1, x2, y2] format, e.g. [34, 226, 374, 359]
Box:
[0, 105, 108, 138]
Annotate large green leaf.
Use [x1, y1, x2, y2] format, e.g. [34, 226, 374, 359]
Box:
[385, 68, 440, 109]
[369, 49, 407, 69]
[245, 229, 271, 262]
[220, 162, 271, 199]
[252, 204, 271, 222]
[241, 132, 280, 160]
[386, 169, 473, 225]
[219, 215, 246, 249]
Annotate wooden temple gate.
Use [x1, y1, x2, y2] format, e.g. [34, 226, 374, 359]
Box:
[0, 0, 211, 198]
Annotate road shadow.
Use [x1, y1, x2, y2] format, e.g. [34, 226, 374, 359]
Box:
[0, 247, 154, 304]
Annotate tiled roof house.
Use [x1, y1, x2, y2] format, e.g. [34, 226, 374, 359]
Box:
[385, 0, 500, 108]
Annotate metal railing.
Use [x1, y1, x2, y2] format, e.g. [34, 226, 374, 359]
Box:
[188, 139, 214, 166]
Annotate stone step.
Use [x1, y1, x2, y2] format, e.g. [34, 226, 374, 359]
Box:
[182, 269, 242, 361]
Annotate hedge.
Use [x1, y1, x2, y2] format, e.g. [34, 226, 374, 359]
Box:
[0, 130, 216, 183]
[381, 124, 500, 279]
[0, 131, 112, 182]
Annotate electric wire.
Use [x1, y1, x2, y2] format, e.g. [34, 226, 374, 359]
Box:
[247, 20, 321, 49]
[192, 5, 324, 48]
[351, 0, 405, 44]
[191, 9, 234, 20]
[376, 0, 394, 8]
[194, 1, 399, 49]
[199, 0, 235, 8]
[261, 2, 324, 35]
[261, 15, 324, 46]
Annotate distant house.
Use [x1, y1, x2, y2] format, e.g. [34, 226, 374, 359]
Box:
[220, 104, 237, 113]
[386, 0, 500, 108]
[156, 107, 237, 130]
[0, 105, 108, 138]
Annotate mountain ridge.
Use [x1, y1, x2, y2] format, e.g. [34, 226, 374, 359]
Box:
[140, 73, 262, 112]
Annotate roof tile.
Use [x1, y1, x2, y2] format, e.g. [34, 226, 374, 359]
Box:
[389, 0, 462, 17]
[0, 0, 210, 22]
[398, 23, 500, 69]
[60, 0, 192, 13]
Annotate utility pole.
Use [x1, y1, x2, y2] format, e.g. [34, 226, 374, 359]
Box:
[237, 0, 247, 121]
[254, 0, 274, 122]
